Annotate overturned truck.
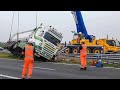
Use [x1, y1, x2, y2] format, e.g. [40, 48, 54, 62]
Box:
[5, 24, 63, 61]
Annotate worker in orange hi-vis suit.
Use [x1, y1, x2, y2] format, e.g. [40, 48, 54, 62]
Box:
[80, 40, 87, 70]
[22, 40, 35, 79]
[77, 33, 81, 44]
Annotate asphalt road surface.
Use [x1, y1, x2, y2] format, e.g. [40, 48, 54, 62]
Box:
[0, 58, 120, 79]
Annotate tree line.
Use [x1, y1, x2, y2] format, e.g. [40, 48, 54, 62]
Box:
[0, 42, 6, 48]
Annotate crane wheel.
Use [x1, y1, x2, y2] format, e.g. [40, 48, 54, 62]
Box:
[87, 48, 91, 54]
[94, 49, 101, 54]
[73, 48, 78, 54]
[65, 48, 70, 54]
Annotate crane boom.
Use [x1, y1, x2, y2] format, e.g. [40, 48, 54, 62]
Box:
[71, 11, 92, 42]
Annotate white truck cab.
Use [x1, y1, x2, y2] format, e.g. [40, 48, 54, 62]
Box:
[31, 25, 63, 60]
[7, 24, 63, 61]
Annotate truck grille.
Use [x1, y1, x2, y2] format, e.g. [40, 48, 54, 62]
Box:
[43, 43, 55, 58]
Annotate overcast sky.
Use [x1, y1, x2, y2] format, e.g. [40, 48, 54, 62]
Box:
[0, 11, 120, 43]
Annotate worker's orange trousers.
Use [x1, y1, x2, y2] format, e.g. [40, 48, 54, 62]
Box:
[22, 60, 34, 78]
[80, 55, 87, 68]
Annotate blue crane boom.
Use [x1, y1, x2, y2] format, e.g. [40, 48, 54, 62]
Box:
[71, 11, 92, 42]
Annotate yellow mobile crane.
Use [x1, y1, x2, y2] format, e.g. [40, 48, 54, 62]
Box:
[65, 11, 120, 54]
[70, 34, 120, 54]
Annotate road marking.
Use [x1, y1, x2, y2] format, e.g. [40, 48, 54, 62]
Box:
[52, 62, 80, 66]
[51, 62, 94, 67]
[34, 67, 56, 71]
[21, 65, 56, 71]
[90, 66, 96, 67]
[103, 67, 114, 69]
[0, 74, 21, 79]
[114, 68, 120, 70]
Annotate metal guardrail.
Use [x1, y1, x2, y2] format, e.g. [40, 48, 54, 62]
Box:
[57, 48, 120, 60]
[79, 53, 120, 60]
[59, 52, 120, 60]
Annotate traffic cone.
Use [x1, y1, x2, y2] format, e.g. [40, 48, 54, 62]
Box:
[92, 60, 95, 66]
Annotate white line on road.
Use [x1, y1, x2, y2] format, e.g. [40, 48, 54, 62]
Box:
[52, 62, 80, 66]
[0, 74, 21, 79]
[114, 68, 120, 70]
[21, 65, 56, 71]
[90, 66, 96, 67]
[103, 67, 114, 69]
[34, 67, 56, 71]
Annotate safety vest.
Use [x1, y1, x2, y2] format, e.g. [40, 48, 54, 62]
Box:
[25, 45, 34, 61]
[77, 37, 80, 44]
[80, 44, 87, 56]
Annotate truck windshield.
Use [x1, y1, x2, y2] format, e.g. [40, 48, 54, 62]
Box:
[106, 40, 115, 46]
[43, 32, 61, 46]
[115, 40, 120, 47]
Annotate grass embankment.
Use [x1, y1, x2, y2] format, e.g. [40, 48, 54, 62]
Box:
[103, 63, 120, 68]
[0, 53, 120, 68]
[56, 58, 92, 65]
[0, 53, 23, 60]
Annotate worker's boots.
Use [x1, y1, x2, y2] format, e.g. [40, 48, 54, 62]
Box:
[80, 67, 87, 70]
[22, 77, 25, 79]
[83, 67, 87, 70]
[80, 68, 83, 70]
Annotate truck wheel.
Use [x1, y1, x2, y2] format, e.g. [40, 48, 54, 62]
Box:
[73, 48, 78, 54]
[50, 57, 55, 62]
[93, 49, 101, 54]
[87, 48, 91, 54]
[65, 48, 70, 54]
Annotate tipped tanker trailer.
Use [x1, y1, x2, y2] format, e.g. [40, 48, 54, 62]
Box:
[5, 24, 63, 61]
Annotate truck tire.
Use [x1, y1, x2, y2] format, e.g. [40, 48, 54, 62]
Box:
[93, 49, 101, 54]
[50, 56, 55, 62]
[87, 48, 91, 54]
[73, 48, 78, 54]
[65, 48, 70, 54]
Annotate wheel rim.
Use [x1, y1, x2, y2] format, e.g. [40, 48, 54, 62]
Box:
[87, 49, 90, 54]
[65, 48, 70, 54]
[73, 49, 78, 54]
[94, 50, 100, 54]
